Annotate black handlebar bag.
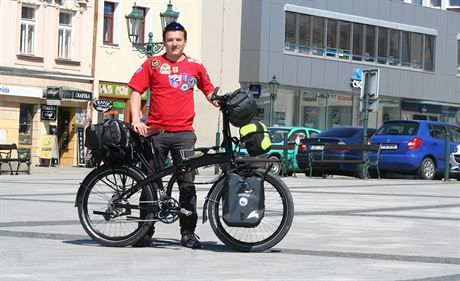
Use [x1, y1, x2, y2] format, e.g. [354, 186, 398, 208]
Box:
[222, 171, 265, 227]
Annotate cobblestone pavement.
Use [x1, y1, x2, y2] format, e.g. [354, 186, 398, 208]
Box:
[1, 166, 459, 281]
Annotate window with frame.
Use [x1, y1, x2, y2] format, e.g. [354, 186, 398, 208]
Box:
[389, 29, 400, 66]
[352, 23, 363, 61]
[283, 11, 436, 72]
[338, 21, 350, 60]
[284, 11, 296, 52]
[298, 14, 311, 54]
[326, 19, 337, 57]
[424, 35, 435, 71]
[377, 27, 388, 64]
[364, 25, 376, 62]
[58, 11, 73, 59]
[401, 31, 411, 67]
[312, 17, 325, 56]
[410, 33, 423, 69]
[137, 7, 146, 43]
[103, 2, 115, 44]
[20, 6, 36, 55]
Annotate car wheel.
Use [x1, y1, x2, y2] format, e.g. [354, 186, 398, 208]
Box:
[417, 158, 436, 180]
[267, 155, 281, 175]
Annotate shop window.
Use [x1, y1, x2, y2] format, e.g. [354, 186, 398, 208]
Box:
[298, 14, 311, 54]
[338, 21, 350, 60]
[411, 0, 422, 5]
[103, 2, 115, 44]
[389, 29, 400, 66]
[450, 0, 460, 6]
[364, 25, 376, 62]
[352, 23, 363, 61]
[18, 104, 33, 159]
[312, 17, 325, 56]
[377, 27, 388, 64]
[20, 6, 36, 55]
[411, 33, 423, 69]
[326, 19, 337, 57]
[58, 11, 73, 59]
[284, 11, 296, 52]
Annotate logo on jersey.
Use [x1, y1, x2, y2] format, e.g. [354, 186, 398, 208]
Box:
[180, 83, 189, 92]
[151, 58, 161, 70]
[169, 74, 182, 88]
[188, 77, 197, 88]
[160, 63, 171, 75]
[172, 66, 179, 73]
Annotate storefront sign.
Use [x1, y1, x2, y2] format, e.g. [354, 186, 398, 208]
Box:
[39, 135, 56, 159]
[77, 127, 85, 166]
[99, 82, 146, 99]
[0, 84, 43, 98]
[350, 68, 363, 89]
[46, 87, 62, 100]
[40, 105, 57, 121]
[92, 99, 113, 112]
[72, 91, 92, 101]
[46, 87, 92, 101]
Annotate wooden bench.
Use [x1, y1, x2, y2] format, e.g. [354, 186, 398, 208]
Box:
[0, 144, 31, 175]
[307, 143, 380, 179]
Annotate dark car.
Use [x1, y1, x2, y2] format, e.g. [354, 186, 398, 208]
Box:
[296, 127, 376, 177]
[370, 120, 460, 180]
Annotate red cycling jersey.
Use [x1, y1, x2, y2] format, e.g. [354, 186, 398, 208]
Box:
[128, 54, 215, 132]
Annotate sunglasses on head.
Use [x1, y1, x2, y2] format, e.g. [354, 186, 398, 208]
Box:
[164, 22, 185, 32]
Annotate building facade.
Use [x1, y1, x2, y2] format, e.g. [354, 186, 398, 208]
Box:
[0, 0, 94, 166]
[239, 0, 460, 131]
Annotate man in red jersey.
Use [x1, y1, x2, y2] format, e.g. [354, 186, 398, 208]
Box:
[128, 22, 218, 249]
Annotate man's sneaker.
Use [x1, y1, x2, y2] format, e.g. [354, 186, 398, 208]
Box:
[131, 234, 152, 247]
[180, 231, 201, 249]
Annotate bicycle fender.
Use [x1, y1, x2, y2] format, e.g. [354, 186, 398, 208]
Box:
[202, 175, 225, 224]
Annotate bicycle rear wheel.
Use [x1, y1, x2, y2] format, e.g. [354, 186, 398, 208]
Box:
[77, 165, 156, 247]
[207, 171, 294, 252]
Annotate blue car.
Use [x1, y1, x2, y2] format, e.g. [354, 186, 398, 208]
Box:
[296, 127, 376, 177]
[370, 120, 460, 180]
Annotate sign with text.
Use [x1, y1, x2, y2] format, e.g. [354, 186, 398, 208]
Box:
[39, 135, 56, 159]
[77, 127, 85, 166]
[40, 104, 57, 121]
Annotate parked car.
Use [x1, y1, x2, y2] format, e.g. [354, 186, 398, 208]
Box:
[449, 144, 460, 180]
[296, 127, 376, 177]
[237, 126, 321, 174]
[370, 120, 460, 180]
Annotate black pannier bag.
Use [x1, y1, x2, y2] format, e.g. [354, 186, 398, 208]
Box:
[84, 119, 140, 164]
[239, 122, 271, 157]
[222, 171, 265, 227]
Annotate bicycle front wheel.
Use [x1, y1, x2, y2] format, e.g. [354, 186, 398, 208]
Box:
[207, 171, 294, 252]
[77, 165, 156, 247]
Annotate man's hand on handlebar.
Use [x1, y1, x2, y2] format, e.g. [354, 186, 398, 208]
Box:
[132, 120, 149, 136]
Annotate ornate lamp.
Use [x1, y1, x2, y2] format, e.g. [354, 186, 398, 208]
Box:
[268, 75, 280, 126]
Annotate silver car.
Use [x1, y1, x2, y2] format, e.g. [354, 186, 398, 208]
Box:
[450, 144, 460, 180]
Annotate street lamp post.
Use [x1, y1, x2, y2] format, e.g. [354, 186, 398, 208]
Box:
[268, 75, 280, 126]
[125, 1, 179, 116]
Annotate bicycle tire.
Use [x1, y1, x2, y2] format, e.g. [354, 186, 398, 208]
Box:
[77, 165, 156, 247]
[207, 171, 294, 252]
